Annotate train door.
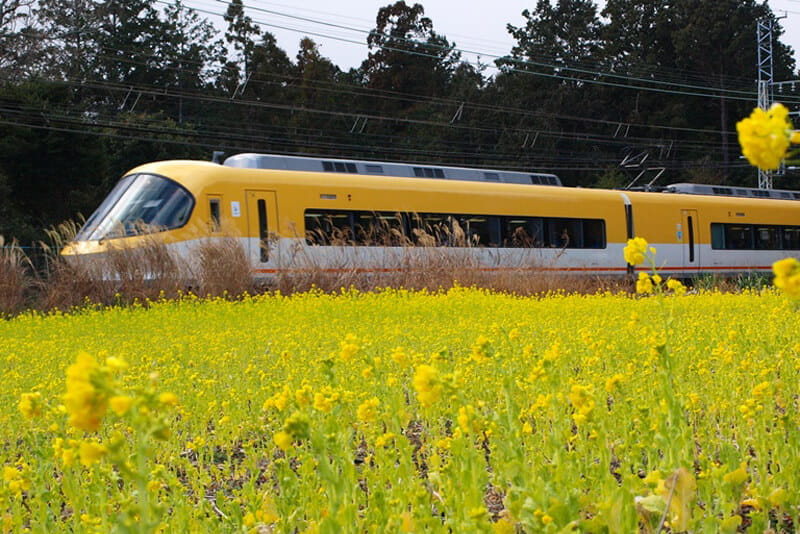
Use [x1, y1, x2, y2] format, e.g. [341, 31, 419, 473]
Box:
[681, 209, 700, 271]
[245, 190, 279, 267]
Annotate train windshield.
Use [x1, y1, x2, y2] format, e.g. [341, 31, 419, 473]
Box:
[75, 173, 194, 241]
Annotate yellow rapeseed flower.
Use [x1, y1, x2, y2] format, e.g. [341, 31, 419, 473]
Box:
[390, 347, 410, 366]
[412, 364, 442, 408]
[109, 395, 133, 416]
[666, 278, 687, 296]
[105, 356, 128, 372]
[263, 387, 292, 412]
[273, 430, 292, 451]
[636, 272, 654, 294]
[737, 103, 792, 171]
[18, 392, 42, 419]
[568, 383, 595, 426]
[338, 334, 360, 362]
[457, 404, 482, 434]
[773, 257, 800, 299]
[3, 465, 30, 496]
[158, 392, 179, 406]
[624, 237, 648, 266]
[313, 391, 339, 413]
[356, 397, 380, 423]
[64, 352, 108, 432]
[375, 432, 395, 447]
[78, 440, 107, 467]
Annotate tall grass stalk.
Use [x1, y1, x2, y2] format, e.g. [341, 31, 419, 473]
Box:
[0, 236, 34, 316]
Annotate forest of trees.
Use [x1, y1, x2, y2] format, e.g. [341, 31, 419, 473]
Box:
[0, 0, 797, 244]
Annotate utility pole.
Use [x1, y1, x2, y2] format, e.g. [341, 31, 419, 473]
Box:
[757, 19, 774, 189]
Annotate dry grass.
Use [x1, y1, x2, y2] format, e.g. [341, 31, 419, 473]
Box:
[3, 218, 630, 317]
[193, 237, 254, 298]
[32, 223, 254, 312]
[0, 236, 35, 316]
[274, 226, 629, 296]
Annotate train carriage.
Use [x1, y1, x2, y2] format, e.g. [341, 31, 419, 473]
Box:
[62, 154, 800, 279]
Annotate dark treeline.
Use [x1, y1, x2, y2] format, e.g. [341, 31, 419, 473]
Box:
[0, 0, 797, 244]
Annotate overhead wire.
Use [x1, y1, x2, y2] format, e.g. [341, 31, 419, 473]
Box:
[0, 67, 742, 161]
[17, 2, 796, 133]
[151, 0, 762, 101]
[1, 0, 779, 175]
[197, 0, 772, 98]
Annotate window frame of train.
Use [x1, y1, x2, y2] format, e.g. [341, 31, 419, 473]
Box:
[501, 216, 606, 249]
[208, 196, 222, 232]
[305, 208, 606, 249]
[305, 210, 406, 246]
[711, 222, 800, 250]
[407, 213, 503, 247]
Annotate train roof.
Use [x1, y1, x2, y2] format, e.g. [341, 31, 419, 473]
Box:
[662, 182, 800, 201]
[130, 158, 800, 207]
[222, 153, 562, 187]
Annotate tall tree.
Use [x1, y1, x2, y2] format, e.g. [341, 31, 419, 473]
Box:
[600, 0, 676, 73]
[223, 0, 260, 91]
[0, 0, 37, 78]
[0, 81, 109, 243]
[247, 31, 295, 100]
[600, 0, 795, 184]
[158, 0, 226, 122]
[671, 0, 794, 182]
[489, 0, 603, 184]
[295, 37, 339, 106]
[287, 38, 345, 153]
[93, 0, 165, 86]
[505, 0, 601, 80]
[35, 0, 100, 80]
[362, 2, 458, 100]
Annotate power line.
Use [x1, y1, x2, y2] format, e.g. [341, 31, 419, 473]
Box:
[193, 0, 768, 97]
[1, 0, 776, 177]
[0, 70, 742, 159]
[161, 0, 768, 101]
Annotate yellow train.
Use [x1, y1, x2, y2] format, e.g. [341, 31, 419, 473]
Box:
[63, 153, 800, 278]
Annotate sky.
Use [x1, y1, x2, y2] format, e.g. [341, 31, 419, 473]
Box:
[186, 0, 800, 76]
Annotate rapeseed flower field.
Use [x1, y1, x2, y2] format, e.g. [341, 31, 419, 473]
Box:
[2, 268, 800, 533]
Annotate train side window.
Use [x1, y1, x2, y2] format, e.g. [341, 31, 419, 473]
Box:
[503, 217, 538, 247]
[305, 210, 327, 245]
[354, 211, 406, 246]
[209, 198, 221, 232]
[354, 211, 377, 245]
[459, 215, 501, 246]
[755, 226, 779, 250]
[376, 212, 407, 246]
[305, 209, 602, 250]
[410, 213, 450, 246]
[710, 223, 725, 249]
[582, 220, 606, 249]
[326, 212, 354, 243]
[549, 219, 583, 248]
[304, 209, 354, 245]
[783, 227, 800, 249]
[724, 224, 753, 249]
